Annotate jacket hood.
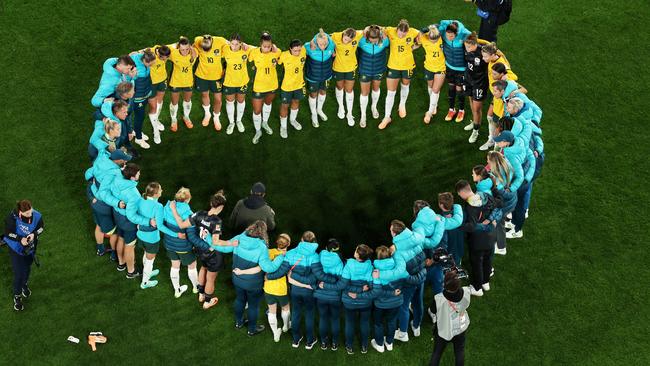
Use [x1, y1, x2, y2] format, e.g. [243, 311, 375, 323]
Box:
[373, 258, 396, 271]
[393, 228, 418, 251]
[504, 80, 519, 98]
[476, 178, 493, 192]
[320, 250, 344, 274]
[296, 241, 319, 256]
[415, 206, 437, 224]
[346, 259, 374, 279]
[238, 233, 266, 250]
[243, 195, 267, 210]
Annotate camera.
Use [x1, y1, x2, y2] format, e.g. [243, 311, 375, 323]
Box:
[432, 247, 468, 279]
[23, 239, 36, 256]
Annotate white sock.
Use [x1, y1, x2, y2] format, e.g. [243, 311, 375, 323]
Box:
[488, 121, 496, 142]
[187, 267, 199, 289]
[202, 104, 211, 119]
[148, 113, 158, 127]
[317, 94, 326, 113]
[384, 90, 396, 119]
[280, 116, 288, 129]
[253, 113, 262, 131]
[345, 91, 354, 116]
[182, 101, 192, 119]
[156, 101, 163, 118]
[268, 312, 279, 332]
[371, 89, 381, 110]
[360, 95, 369, 118]
[429, 92, 440, 113]
[169, 103, 179, 121]
[281, 309, 290, 327]
[262, 103, 272, 123]
[399, 84, 410, 108]
[213, 112, 220, 122]
[308, 97, 317, 116]
[236, 101, 245, 122]
[226, 100, 235, 124]
[428, 87, 433, 96]
[290, 108, 299, 122]
[335, 88, 344, 110]
[170, 267, 180, 291]
[142, 256, 153, 283]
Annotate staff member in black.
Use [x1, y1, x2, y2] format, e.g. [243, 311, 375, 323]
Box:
[3, 200, 44, 311]
[467, 0, 511, 42]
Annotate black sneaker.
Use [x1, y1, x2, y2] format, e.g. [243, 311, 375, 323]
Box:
[96, 244, 105, 256]
[13, 296, 23, 311]
[292, 336, 303, 348]
[346, 346, 354, 355]
[109, 250, 117, 262]
[21, 286, 31, 299]
[117, 263, 127, 271]
[235, 319, 248, 329]
[320, 342, 328, 351]
[126, 270, 141, 279]
[361, 346, 368, 354]
[305, 339, 318, 350]
[331, 343, 338, 351]
[247, 324, 265, 336]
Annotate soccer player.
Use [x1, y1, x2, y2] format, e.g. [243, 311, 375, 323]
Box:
[419, 25, 446, 124]
[135, 182, 186, 289]
[130, 49, 156, 149]
[357, 25, 390, 128]
[91, 55, 135, 108]
[222, 34, 252, 135]
[462, 33, 490, 144]
[379, 19, 420, 130]
[438, 20, 472, 122]
[331, 28, 363, 126]
[193, 34, 228, 131]
[101, 99, 135, 155]
[88, 118, 122, 162]
[168, 36, 198, 132]
[486, 151, 517, 255]
[312, 238, 344, 350]
[305, 29, 335, 128]
[162, 187, 197, 298]
[277, 40, 306, 138]
[146, 45, 172, 137]
[473, 165, 493, 194]
[249, 32, 281, 144]
[411, 200, 446, 308]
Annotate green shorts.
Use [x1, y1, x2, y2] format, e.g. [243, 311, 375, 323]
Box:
[195, 77, 223, 93]
[151, 81, 167, 93]
[252, 90, 276, 99]
[169, 86, 192, 93]
[223, 85, 248, 95]
[280, 88, 305, 104]
[140, 240, 160, 255]
[359, 73, 384, 83]
[424, 69, 446, 81]
[167, 250, 196, 266]
[265, 293, 290, 307]
[307, 80, 329, 93]
[387, 68, 413, 80]
[333, 70, 356, 81]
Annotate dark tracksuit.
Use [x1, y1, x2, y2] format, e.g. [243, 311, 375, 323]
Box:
[229, 195, 276, 234]
[474, 0, 502, 42]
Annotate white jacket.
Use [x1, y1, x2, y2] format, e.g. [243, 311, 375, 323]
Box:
[434, 286, 471, 341]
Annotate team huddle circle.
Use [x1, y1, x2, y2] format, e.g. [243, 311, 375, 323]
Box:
[83, 15, 544, 361]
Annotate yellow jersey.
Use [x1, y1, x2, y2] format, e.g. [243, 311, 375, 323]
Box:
[149, 45, 168, 84]
[263, 248, 287, 296]
[249, 47, 282, 93]
[193, 36, 228, 81]
[420, 36, 446, 73]
[222, 46, 251, 88]
[385, 27, 420, 71]
[488, 53, 518, 118]
[278, 47, 306, 91]
[331, 31, 363, 73]
[168, 44, 196, 88]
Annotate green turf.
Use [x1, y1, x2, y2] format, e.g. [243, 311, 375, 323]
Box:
[1, 0, 649, 365]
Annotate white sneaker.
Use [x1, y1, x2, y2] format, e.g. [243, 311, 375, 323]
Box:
[157, 122, 165, 131]
[427, 307, 437, 324]
[505, 221, 515, 230]
[494, 246, 507, 256]
[470, 287, 484, 297]
[482, 283, 491, 292]
[506, 230, 523, 239]
[273, 328, 282, 343]
[394, 330, 409, 342]
[290, 120, 302, 131]
[317, 111, 328, 121]
[262, 121, 273, 135]
[280, 127, 288, 139]
[479, 139, 494, 151]
[469, 130, 479, 143]
[252, 131, 262, 144]
[174, 285, 188, 298]
[192, 286, 199, 294]
[153, 130, 161, 145]
[346, 114, 355, 127]
[226, 123, 235, 135]
[311, 114, 319, 128]
[141, 133, 149, 141]
[525, 209, 529, 219]
[236, 121, 245, 133]
[371, 107, 379, 119]
[134, 138, 150, 149]
[384, 338, 393, 351]
[370, 339, 384, 353]
[337, 107, 346, 119]
[360, 116, 367, 128]
[506, 212, 512, 220]
[463, 123, 475, 131]
[490, 268, 495, 278]
[410, 321, 420, 337]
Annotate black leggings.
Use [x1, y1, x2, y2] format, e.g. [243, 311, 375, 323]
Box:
[430, 331, 466, 366]
[447, 83, 466, 111]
